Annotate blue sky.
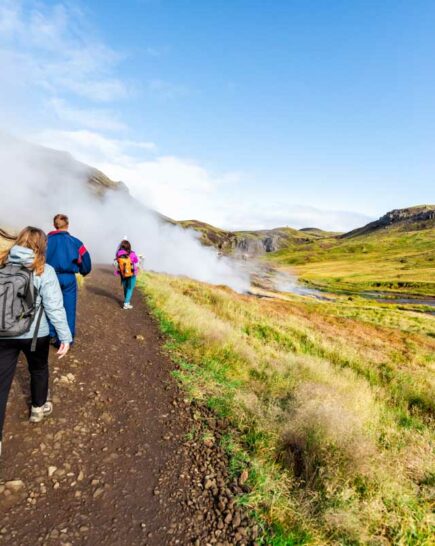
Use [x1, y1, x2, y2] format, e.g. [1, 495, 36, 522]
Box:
[0, 0, 434, 230]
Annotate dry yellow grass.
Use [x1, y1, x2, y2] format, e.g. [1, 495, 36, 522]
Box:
[138, 272, 434, 545]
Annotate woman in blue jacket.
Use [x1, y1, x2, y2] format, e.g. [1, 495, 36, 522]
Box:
[0, 227, 72, 457]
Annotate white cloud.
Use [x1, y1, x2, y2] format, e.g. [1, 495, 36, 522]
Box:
[0, 0, 129, 135]
[33, 128, 372, 232]
[0, 1, 372, 234]
[49, 98, 128, 132]
[35, 129, 156, 165]
[33, 129, 231, 218]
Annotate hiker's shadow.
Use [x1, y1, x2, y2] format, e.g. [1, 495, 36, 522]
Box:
[86, 285, 123, 305]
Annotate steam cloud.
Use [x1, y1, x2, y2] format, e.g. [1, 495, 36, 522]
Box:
[0, 133, 250, 292]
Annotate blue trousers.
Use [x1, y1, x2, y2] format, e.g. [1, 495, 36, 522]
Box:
[50, 273, 77, 341]
[121, 275, 137, 304]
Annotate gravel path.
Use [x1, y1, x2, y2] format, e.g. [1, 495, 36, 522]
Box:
[0, 267, 258, 546]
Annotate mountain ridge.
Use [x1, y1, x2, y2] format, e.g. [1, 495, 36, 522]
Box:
[1, 140, 433, 255]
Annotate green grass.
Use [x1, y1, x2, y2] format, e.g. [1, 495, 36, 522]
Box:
[138, 272, 434, 545]
[268, 225, 435, 297]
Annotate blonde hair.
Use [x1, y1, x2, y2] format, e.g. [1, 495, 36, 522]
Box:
[53, 214, 69, 230]
[0, 226, 47, 276]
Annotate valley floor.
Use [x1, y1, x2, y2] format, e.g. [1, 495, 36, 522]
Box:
[0, 268, 257, 546]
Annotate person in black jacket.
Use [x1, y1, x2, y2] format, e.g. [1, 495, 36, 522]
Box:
[46, 214, 91, 344]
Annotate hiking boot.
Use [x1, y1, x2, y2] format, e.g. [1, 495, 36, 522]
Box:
[123, 303, 133, 310]
[29, 401, 53, 423]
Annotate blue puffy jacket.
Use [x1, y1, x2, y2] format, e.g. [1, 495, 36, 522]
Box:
[46, 231, 92, 276]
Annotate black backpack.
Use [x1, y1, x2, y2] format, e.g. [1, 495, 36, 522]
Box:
[0, 264, 44, 351]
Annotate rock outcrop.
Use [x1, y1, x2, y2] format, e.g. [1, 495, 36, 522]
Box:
[341, 205, 435, 239]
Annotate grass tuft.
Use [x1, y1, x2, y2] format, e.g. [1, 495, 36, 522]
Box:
[138, 272, 434, 545]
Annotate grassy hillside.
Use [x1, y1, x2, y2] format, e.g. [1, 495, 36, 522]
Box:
[139, 272, 434, 545]
[179, 207, 435, 297]
[178, 219, 334, 253]
[268, 211, 435, 297]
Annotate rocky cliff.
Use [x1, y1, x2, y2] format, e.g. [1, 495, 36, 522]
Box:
[341, 205, 435, 239]
[178, 220, 328, 255]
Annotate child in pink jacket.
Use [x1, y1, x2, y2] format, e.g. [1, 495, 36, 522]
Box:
[115, 240, 139, 310]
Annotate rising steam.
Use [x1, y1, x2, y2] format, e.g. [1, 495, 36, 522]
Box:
[0, 133, 249, 292]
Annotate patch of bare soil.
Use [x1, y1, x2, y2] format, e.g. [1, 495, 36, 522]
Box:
[0, 268, 257, 546]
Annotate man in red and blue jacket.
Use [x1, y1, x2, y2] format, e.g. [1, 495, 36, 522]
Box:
[46, 214, 92, 343]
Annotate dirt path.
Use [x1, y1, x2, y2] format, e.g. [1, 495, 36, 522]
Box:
[0, 268, 257, 546]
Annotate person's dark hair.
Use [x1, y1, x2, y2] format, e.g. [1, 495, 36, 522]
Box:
[120, 240, 131, 254]
[53, 214, 69, 230]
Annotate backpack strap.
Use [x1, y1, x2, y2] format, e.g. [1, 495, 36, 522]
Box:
[30, 277, 44, 353]
[30, 304, 44, 352]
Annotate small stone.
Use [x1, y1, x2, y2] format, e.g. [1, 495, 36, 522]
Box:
[93, 487, 104, 498]
[77, 470, 84, 482]
[232, 512, 241, 528]
[48, 466, 57, 477]
[5, 480, 25, 492]
[239, 469, 249, 485]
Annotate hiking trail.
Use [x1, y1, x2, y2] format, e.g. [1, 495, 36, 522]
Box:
[0, 267, 258, 546]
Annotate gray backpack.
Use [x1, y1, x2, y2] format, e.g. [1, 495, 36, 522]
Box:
[0, 264, 44, 351]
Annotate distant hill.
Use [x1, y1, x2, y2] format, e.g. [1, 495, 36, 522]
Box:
[341, 205, 435, 239]
[178, 208, 435, 256]
[269, 206, 435, 296]
[299, 227, 342, 237]
[1, 140, 433, 297]
[0, 138, 161, 240]
[177, 220, 335, 254]
[28, 142, 129, 198]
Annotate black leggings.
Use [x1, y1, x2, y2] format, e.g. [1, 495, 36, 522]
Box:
[0, 336, 50, 440]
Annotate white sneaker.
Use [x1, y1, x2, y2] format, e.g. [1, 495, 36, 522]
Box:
[29, 401, 53, 423]
[123, 303, 133, 310]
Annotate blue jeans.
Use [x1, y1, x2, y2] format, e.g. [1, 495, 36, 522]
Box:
[121, 275, 137, 304]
